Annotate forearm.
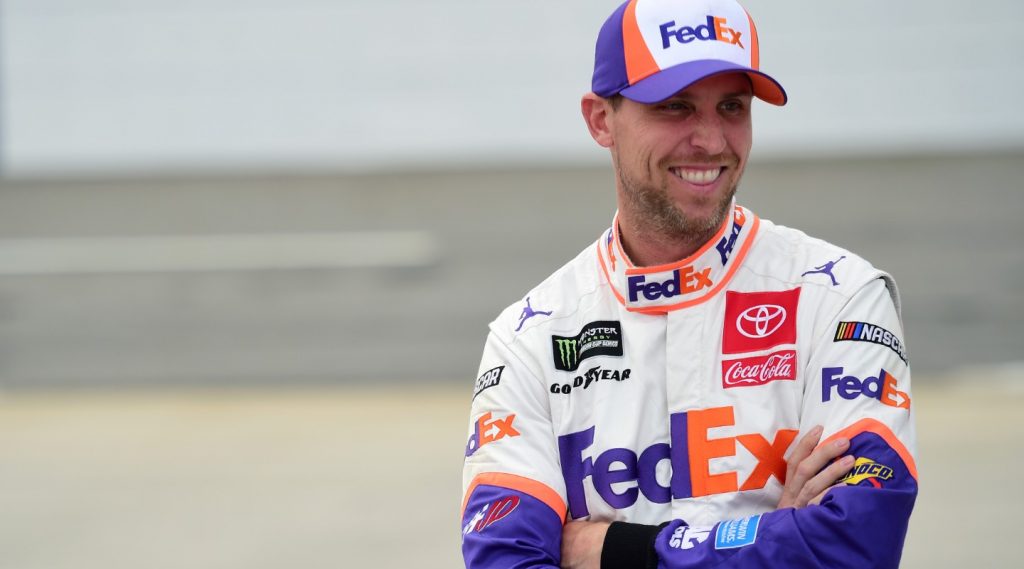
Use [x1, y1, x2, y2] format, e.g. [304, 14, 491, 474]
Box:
[598, 424, 917, 569]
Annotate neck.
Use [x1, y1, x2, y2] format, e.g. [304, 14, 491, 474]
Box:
[616, 211, 720, 267]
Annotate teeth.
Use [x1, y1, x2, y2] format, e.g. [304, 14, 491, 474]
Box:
[671, 167, 722, 185]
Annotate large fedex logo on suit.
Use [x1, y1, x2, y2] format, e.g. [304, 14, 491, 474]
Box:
[558, 406, 796, 519]
[558, 289, 801, 518]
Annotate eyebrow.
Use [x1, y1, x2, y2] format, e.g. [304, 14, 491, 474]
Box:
[666, 90, 753, 102]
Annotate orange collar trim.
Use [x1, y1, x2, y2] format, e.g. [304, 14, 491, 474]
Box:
[597, 204, 760, 314]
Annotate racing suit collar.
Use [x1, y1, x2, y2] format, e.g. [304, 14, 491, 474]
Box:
[597, 202, 760, 314]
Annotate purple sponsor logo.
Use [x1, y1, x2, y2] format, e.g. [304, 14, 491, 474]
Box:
[515, 297, 552, 332]
[557, 406, 795, 519]
[659, 16, 744, 49]
[802, 255, 846, 287]
[822, 367, 911, 410]
[716, 217, 742, 266]
[626, 266, 712, 302]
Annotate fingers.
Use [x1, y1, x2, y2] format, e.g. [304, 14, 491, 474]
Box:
[795, 454, 854, 507]
[784, 425, 823, 487]
[777, 426, 823, 509]
[776, 427, 856, 510]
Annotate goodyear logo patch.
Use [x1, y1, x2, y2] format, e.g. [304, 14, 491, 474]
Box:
[839, 457, 894, 487]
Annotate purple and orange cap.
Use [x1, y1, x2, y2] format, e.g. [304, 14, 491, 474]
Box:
[592, 0, 787, 105]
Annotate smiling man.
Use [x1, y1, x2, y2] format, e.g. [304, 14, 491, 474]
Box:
[461, 1, 917, 568]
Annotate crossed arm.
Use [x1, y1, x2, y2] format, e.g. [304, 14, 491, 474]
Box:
[561, 426, 854, 569]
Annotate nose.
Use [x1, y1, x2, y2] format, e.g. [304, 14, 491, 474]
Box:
[688, 112, 727, 155]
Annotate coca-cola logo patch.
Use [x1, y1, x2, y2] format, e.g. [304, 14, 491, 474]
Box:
[722, 350, 797, 388]
[723, 288, 800, 354]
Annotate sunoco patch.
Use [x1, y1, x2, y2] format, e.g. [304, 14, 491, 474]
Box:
[551, 321, 623, 372]
[839, 457, 894, 486]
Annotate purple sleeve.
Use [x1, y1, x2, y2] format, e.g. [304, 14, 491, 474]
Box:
[462, 483, 563, 569]
[605, 426, 917, 568]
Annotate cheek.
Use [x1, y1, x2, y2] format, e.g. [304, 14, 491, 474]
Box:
[617, 130, 658, 167]
[727, 126, 752, 160]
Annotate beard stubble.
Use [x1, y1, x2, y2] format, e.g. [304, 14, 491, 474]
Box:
[615, 153, 739, 247]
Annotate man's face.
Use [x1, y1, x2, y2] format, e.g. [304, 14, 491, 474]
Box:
[606, 73, 754, 242]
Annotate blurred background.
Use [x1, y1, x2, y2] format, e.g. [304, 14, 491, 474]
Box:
[0, 0, 1021, 567]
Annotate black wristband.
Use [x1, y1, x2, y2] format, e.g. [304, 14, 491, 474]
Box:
[600, 521, 663, 569]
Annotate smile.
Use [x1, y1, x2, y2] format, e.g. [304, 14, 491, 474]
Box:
[670, 166, 724, 185]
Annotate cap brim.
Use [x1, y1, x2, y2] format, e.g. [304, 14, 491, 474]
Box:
[620, 59, 787, 106]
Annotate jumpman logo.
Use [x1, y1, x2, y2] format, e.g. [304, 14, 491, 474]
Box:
[515, 297, 552, 331]
[802, 255, 847, 286]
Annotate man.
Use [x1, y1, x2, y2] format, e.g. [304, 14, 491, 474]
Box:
[461, 0, 917, 567]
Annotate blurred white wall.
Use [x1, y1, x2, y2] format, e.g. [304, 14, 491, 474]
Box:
[2, 0, 1022, 176]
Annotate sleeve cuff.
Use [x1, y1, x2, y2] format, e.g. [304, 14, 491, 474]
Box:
[600, 521, 663, 569]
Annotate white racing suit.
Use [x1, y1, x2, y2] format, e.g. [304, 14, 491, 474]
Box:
[461, 203, 916, 568]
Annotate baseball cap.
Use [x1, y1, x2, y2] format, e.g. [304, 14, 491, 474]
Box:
[592, 0, 787, 105]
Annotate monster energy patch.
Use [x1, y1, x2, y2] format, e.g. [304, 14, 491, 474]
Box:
[551, 321, 623, 372]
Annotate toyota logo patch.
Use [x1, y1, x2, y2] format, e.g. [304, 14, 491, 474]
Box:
[737, 304, 787, 339]
[722, 288, 801, 354]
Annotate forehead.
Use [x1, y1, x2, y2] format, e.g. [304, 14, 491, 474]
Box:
[666, 73, 753, 100]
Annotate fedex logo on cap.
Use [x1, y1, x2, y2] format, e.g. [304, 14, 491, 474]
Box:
[590, 0, 786, 105]
[660, 16, 744, 49]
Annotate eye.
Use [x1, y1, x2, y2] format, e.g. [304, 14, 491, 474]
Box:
[719, 99, 748, 116]
[658, 101, 692, 114]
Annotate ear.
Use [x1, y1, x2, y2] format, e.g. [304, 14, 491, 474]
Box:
[581, 92, 614, 148]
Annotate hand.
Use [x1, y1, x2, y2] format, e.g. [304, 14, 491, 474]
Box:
[561, 521, 610, 569]
[776, 425, 855, 509]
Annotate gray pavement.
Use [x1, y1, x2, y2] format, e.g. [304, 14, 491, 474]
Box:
[0, 153, 1021, 388]
[0, 378, 1020, 569]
